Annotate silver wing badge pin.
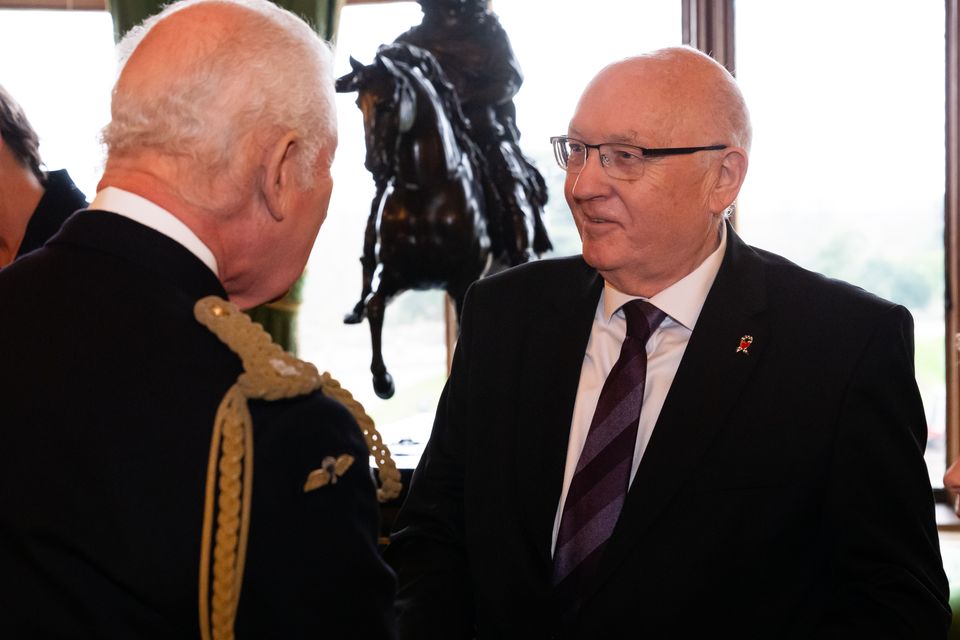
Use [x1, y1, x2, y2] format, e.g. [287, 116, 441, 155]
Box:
[303, 454, 356, 493]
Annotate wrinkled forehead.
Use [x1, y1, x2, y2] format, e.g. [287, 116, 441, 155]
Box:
[570, 59, 710, 146]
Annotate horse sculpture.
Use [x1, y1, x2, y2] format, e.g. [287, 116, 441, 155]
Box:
[336, 43, 491, 399]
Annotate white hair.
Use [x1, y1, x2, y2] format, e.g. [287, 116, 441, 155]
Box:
[101, 0, 336, 189]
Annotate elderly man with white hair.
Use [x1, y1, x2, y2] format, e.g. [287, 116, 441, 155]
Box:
[0, 1, 396, 638]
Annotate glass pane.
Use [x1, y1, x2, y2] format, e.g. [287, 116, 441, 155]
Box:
[302, 1, 681, 469]
[0, 10, 115, 198]
[735, 1, 946, 486]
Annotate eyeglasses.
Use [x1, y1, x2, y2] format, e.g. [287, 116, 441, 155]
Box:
[550, 135, 727, 181]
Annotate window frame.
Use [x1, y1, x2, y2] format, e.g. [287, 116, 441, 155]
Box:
[946, 0, 960, 497]
[684, 0, 958, 500]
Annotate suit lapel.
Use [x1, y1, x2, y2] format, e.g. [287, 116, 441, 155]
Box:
[514, 258, 602, 571]
[588, 224, 770, 597]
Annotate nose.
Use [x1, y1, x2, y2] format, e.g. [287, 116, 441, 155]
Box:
[568, 147, 611, 200]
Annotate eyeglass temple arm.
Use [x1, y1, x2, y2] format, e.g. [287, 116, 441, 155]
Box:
[642, 144, 728, 157]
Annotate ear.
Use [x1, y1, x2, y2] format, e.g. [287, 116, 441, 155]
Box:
[336, 57, 367, 93]
[335, 71, 356, 93]
[263, 131, 300, 222]
[708, 147, 749, 214]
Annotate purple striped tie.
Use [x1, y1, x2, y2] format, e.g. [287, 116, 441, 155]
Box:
[553, 299, 666, 600]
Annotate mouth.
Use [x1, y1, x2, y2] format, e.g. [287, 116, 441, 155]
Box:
[581, 213, 615, 225]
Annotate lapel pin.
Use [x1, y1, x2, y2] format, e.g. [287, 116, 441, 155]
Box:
[736, 335, 753, 355]
[303, 454, 355, 493]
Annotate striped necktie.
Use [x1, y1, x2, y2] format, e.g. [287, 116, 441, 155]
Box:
[553, 299, 666, 601]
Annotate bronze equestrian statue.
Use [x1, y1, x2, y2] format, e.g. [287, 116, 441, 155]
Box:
[395, 0, 552, 267]
[336, 44, 490, 399]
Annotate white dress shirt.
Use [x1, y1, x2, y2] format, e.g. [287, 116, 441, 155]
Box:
[551, 224, 727, 553]
[89, 187, 219, 276]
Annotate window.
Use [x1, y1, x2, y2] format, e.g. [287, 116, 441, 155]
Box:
[0, 9, 115, 199]
[734, 0, 947, 486]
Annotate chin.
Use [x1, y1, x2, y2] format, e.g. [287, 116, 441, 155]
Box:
[580, 242, 613, 270]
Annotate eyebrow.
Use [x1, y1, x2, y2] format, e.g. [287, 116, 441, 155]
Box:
[567, 128, 649, 146]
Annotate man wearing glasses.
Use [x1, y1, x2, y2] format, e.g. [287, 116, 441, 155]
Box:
[387, 46, 949, 638]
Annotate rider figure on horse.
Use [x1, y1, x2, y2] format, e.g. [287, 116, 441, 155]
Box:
[395, 0, 552, 267]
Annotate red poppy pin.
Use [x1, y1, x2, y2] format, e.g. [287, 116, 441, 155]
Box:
[736, 335, 753, 354]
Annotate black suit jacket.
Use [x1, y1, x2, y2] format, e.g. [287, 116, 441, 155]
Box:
[386, 224, 950, 639]
[0, 211, 397, 638]
[16, 169, 88, 259]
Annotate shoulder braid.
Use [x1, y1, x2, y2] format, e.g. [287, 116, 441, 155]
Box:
[193, 296, 402, 640]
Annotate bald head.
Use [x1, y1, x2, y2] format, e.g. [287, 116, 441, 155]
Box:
[102, 0, 335, 198]
[580, 46, 751, 152]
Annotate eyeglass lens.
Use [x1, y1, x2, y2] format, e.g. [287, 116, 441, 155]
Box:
[554, 138, 647, 180]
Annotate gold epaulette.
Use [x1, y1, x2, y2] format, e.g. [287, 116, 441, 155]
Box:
[193, 296, 402, 640]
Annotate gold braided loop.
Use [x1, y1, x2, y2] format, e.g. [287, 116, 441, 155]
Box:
[198, 386, 252, 640]
[195, 297, 322, 401]
[315, 373, 402, 502]
[212, 388, 250, 640]
[193, 296, 402, 640]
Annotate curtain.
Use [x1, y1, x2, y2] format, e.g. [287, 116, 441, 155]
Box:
[106, 0, 347, 352]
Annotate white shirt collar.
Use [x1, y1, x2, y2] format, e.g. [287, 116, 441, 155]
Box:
[602, 221, 727, 330]
[89, 187, 219, 276]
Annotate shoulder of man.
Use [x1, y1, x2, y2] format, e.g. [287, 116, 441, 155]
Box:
[234, 391, 396, 639]
[463, 255, 595, 316]
[475, 254, 593, 292]
[451, 256, 599, 352]
[248, 390, 368, 469]
[747, 242, 904, 321]
[191, 296, 374, 490]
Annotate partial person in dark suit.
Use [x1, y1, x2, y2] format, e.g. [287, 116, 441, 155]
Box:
[0, 83, 87, 267]
[386, 46, 950, 639]
[0, 1, 396, 638]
